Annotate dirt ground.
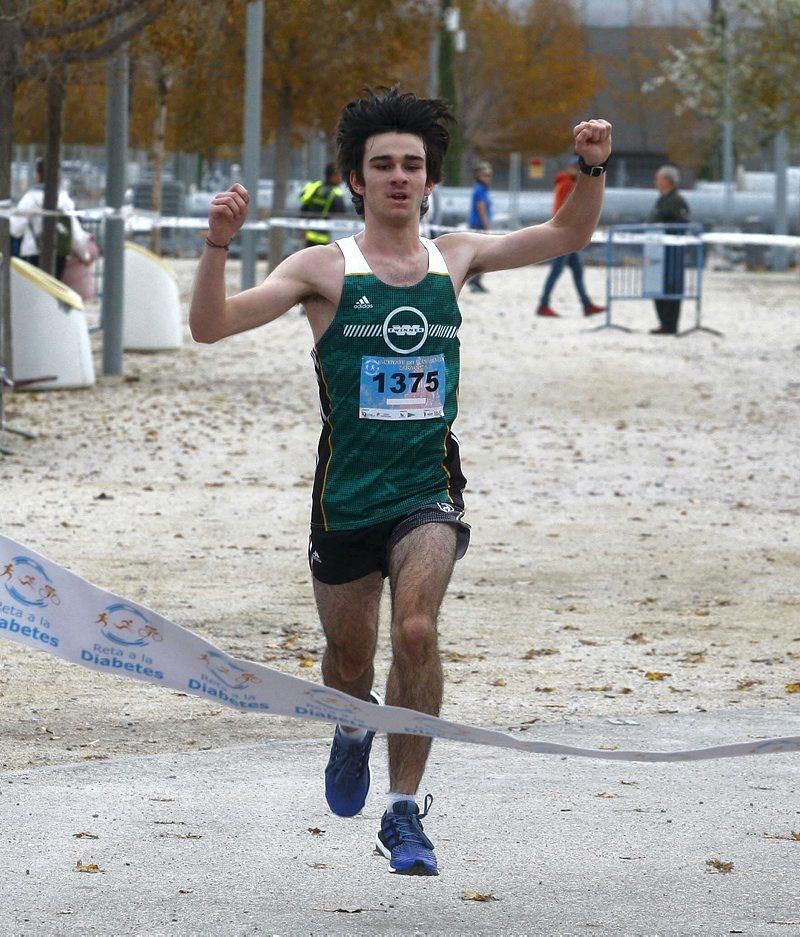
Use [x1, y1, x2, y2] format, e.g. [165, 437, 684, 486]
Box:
[1, 256, 798, 774]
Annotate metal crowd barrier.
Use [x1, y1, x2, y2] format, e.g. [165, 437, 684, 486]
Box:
[592, 223, 722, 337]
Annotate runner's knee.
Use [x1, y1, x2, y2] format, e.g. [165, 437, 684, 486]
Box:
[325, 642, 375, 683]
[392, 614, 437, 664]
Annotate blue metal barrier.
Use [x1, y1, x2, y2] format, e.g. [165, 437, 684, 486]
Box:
[592, 223, 722, 337]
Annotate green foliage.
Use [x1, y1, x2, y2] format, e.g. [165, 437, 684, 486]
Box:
[649, 0, 800, 154]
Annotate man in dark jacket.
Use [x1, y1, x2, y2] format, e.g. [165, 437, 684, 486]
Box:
[647, 164, 690, 335]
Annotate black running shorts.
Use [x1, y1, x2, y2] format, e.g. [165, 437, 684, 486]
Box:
[309, 501, 470, 585]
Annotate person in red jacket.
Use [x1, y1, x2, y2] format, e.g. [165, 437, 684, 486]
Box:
[536, 159, 605, 318]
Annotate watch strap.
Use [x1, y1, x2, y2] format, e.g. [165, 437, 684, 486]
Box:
[577, 154, 608, 177]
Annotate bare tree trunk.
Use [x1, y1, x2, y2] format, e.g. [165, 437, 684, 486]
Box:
[0, 2, 20, 375]
[0, 2, 163, 375]
[267, 85, 292, 273]
[41, 63, 67, 277]
[149, 64, 170, 255]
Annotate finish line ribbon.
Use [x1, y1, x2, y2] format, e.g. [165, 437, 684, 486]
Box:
[0, 533, 797, 763]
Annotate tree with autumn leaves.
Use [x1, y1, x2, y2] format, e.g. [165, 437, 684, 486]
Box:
[229, 0, 432, 263]
[126, 4, 230, 253]
[11, 1, 602, 208]
[454, 0, 601, 177]
[1, 0, 605, 371]
[0, 0, 164, 373]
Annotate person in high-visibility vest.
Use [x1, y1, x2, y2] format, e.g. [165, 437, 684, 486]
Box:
[299, 162, 346, 246]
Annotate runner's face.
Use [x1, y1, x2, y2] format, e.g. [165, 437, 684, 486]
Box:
[353, 132, 432, 221]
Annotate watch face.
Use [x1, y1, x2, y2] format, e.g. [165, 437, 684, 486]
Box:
[590, 165, 604, 176]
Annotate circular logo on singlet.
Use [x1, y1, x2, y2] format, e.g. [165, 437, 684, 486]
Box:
[382, 306, 429, 354]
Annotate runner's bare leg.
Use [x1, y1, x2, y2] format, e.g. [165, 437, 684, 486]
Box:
[313, 572, 383, 701]
[386, 523, 457, 794]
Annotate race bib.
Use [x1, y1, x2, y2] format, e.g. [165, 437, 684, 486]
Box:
[359, 354, 445, 420]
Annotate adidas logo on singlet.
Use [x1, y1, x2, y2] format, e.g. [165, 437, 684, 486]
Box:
[353, 295, 373, 309]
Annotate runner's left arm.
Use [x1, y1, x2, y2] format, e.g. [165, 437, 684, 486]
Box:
[445, 120, 612, 281]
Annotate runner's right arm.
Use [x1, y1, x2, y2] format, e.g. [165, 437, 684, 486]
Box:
[189, 184, 332, 343]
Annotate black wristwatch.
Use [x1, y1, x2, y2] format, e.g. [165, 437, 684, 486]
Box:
[577, 154, 608, 177]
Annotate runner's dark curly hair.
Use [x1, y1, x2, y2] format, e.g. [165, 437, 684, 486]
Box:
[336, 86, 455, 218]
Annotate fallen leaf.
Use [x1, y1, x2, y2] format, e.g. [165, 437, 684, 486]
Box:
[462, 892, 499, 902]
[736, 679, 763, 690]
[706, 858, 734, 873]
[318, 908, 365, 914]
[626, 632, 648, 644]
[594, 791, 616, 798]
[645, 671, 670, 681]
[445, 651, 484, 662]
[299, 659, 315, 669]
[308, 827, 325, 836]
[785, 683, 800, 694]
[523, 647, 559, 659]
[73, 832, 99, 840]
[75, 861, 104, 874]
[491, 678, 506, 687]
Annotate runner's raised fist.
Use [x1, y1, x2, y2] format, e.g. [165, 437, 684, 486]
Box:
[208, 183, 250, 245]
[573, 120, 612, 168]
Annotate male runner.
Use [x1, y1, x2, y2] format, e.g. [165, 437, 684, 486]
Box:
[190, 87, 612, 876]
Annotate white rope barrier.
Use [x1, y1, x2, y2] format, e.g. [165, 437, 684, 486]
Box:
[2, 204, 800, 249]
[1, 533, 797, 763]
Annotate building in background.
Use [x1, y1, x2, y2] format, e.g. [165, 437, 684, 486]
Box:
[576, 0, 713, 188]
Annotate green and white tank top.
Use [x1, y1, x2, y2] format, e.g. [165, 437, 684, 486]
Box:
[310, 235, 466, 530]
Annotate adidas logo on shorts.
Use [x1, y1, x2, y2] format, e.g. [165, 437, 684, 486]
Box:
[353, 295, 373, 309]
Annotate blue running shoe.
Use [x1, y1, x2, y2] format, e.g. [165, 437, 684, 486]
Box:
[376, 795, 438, 875]
[324, 691, 381, 817]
